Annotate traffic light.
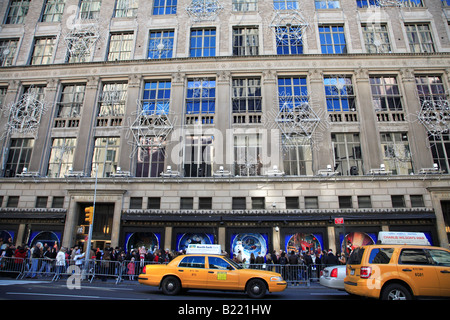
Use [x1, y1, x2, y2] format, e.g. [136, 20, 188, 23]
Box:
[84, 206, 94, 225]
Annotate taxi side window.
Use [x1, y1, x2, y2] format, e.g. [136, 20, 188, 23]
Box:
[179, 256, 205, 268]
[428, 249, 450, 267]
[208, 257, 232, 270]
[399, 249, 430, 265]
[368, 248, 394, 264]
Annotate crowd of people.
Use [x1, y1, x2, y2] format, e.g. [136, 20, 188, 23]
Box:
[1, 237, 347, 282]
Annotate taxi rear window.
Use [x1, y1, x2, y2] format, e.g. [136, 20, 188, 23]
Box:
[179, 256, 205, 268]
[368, 248, 394, 264]
[348, 247, 365, 265]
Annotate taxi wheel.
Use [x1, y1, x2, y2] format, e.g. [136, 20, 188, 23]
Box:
[161, 276, 181, 295]
[381, 283, 412, 300]
[246, 279, 267, 299]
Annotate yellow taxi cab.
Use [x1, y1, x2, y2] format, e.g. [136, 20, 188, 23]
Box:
[138, 244, 287, 298]
[344, 232, 450, 300]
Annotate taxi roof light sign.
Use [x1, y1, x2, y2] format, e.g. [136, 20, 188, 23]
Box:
[186, 244, 222, 255]
[378, 232, 430, 246]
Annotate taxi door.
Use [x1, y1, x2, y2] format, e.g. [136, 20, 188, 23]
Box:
[398, 248, 441, 296]
[177, 255, 208, 288]
[428, 249, 450, 297]
[206, 256, 240, 290]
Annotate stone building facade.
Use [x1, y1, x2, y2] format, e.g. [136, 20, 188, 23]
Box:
[0, 0, 449, 258]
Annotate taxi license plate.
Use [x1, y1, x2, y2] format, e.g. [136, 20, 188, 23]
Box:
[350, 269, 355, 276]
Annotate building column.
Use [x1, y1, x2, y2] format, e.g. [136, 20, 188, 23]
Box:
[72, 76, 100, 173]
[400, 68, 434, 170]
[119, 74, 142, 173]
[215, 71, 231, 171]
[29, 78, 60, 174]
[310, 69, 333, 173]
[354, 68, 383, 173]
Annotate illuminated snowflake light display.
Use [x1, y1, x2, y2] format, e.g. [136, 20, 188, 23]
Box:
[186, 0, 223, 22]
[3, 88, 48, 136]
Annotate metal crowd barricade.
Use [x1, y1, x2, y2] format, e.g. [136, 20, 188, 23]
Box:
[0, 256, 27, 278]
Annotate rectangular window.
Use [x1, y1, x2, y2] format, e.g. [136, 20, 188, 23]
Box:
[252, 197, 265, 209]
[401, 0, 423, 7]
[186, 79, 216, 115]
[107, 32, 134, 61]
[405, 23, 435, 53]
[135, 137, 166, 177]
[56, 84, 86, 121]
[319, 25, 346, 54]
[370, 76, 402, 112]
[274, 0, 298, 10]
[92, 137, 120, 177]
[47, 138, 77, 178]
[98, 82, 128, 117]
[190, 28, 216, 57]
[4, 138, 34, 177]
[41, 0, 65, 22]
[130, 197, 143, 209]
[286, 197, 299, 209]
[415, 75, 447, 103]
[332, 133, 362, 175]
[428, 133, 450, 174]
[148, 30, 174, 59]
[80, 0, 101, 20]
[339, 196, 352, 209]
[232, 197, 246, 210]
[358, 196, 372, 208]
[232, 78, 262, 113]
[7, 196, 19, 208]
[362, 24, 391, 53]
[5, 0, 30, 24]
[324, 76, 355, 112]
[399, 249, 429, 265]
[147, 197, 161, 209]
[36, 196, 48, 208]
[30, 37, 56, 65]
[380, 132, 412, 175]
[391, 195, 405, 208]
[356, 0, 379, 7]
[278, 76, 308, 109]
[282, 135, 313, 176]
[276, 26, 303, 55]
[184, 135, 213, 177]
[114, 0, 138, 17]
[199, 197, 212, 209]
[304, 196, 319, 209]
[233, 27, 259, 56]
[52, 196, 65, 208]
[180, 197, 193, 210]
[142, 80, 171, 115]
[153, 0, 177, 15]
[315, 0, 340, 9]
[0, 39, 19, 66]
[410, 195, 424, 207]
[443, 0, 450, 7]
[234, 134, 262, 176]
[232, 0, 257, 11]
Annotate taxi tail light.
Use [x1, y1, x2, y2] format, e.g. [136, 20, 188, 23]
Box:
[330, 268, 338, 278]
[360, 266, 372, 279]
[143, 266, 146, 274]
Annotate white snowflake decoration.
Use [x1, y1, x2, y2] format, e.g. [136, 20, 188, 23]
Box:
[148, 38, 174, 59]
[417, 98, 450, 136]
[4, 88, 48, 135]
[126, 99, 176, 158]
[186, 0, 223, 22]
[62, 19, 104, 61]
[269, 9, 310, 46]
